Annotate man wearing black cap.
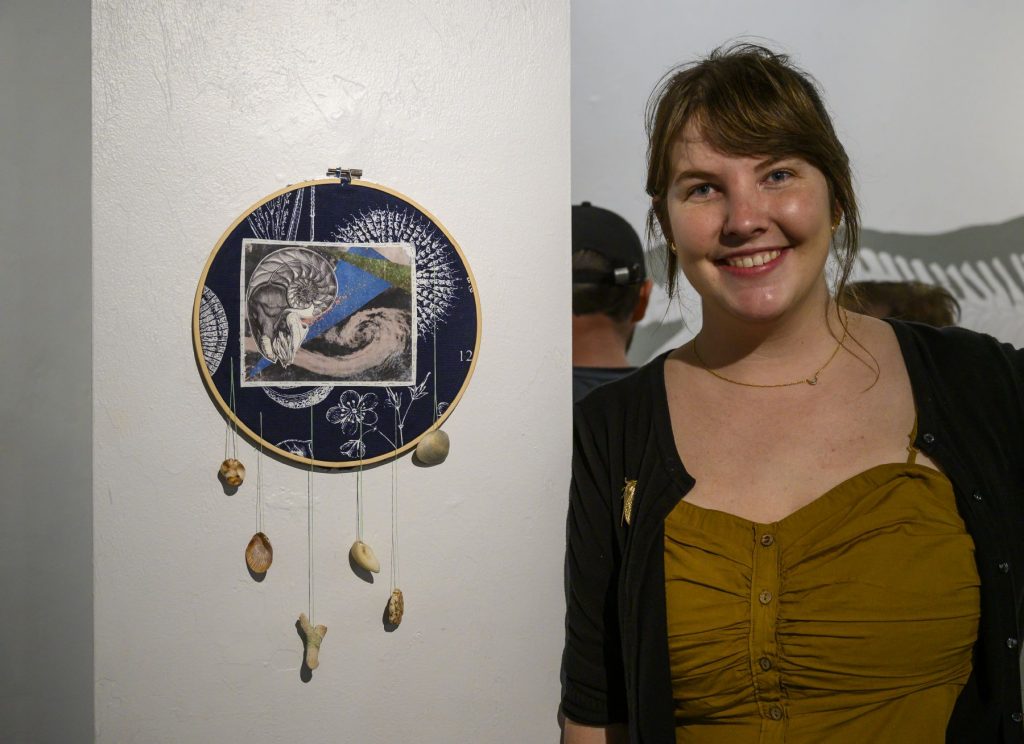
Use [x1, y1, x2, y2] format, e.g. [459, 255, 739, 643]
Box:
[572, 202, 652, 402]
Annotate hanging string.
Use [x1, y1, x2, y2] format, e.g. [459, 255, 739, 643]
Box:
[356, 421, 364, 542]
[308, 406, 315, 624]
[225, 361, 239, 460]
[391, 404, 400, 592]
[432, 329, 438, 421]
[257, 413, 264, 534]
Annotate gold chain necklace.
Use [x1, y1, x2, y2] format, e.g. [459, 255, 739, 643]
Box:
[691, 328, 848, 388]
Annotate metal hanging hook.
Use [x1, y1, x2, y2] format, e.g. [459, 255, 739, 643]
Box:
[326, 167, 363, 185]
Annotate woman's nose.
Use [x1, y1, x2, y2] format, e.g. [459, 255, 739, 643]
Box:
[722, 188, 769, 239]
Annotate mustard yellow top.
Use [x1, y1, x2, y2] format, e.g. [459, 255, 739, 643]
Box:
[664, 455, 980, 743]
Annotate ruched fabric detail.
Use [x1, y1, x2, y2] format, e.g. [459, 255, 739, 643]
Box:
[664, 464, 980, 743]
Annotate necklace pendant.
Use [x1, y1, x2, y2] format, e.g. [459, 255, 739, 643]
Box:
[806, 376, 818, 386]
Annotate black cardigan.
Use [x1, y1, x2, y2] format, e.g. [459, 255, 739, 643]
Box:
[561, 320, 1024, 743]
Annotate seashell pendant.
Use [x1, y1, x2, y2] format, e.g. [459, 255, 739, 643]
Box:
[415, 429, 450, 466]
[349, 540, 380, 573]
[298, 612, 327, 670]
[245, 532, 273, 574]
[219, 458, 246, 487]
[387, 588, 405, 626]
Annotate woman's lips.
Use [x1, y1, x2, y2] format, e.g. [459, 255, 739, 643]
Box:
[716, 248, 787, 275]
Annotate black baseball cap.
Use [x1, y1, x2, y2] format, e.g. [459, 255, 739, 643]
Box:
[572, 202, 646, 285]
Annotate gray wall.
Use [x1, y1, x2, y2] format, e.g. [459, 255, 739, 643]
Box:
[0, 1, 93, 742]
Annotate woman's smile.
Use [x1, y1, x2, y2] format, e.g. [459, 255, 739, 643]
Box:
[715, 247, 787, 273]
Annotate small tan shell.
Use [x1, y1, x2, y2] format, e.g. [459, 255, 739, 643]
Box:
[219, 458, 246, 486]
[349, 540, 380, 573]
[387, 588, 405, 626]
[298, 612, 327, 670]
[415, 430, 449, 465]
[245, 532, 273, 573]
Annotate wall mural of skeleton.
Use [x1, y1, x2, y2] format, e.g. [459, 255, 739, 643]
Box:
[193, 178, 480, 468]
[853, 217, 1024, 346]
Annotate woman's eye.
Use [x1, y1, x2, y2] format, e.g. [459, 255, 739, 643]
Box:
[688, 183, 714, 199]
[767, 169, 792, 183]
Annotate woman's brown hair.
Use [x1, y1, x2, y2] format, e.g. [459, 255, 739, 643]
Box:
[645, 42, 860, 300]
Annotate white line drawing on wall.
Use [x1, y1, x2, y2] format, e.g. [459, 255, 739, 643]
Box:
[332, 206, 461, 339]
[199, 286, 229, 375]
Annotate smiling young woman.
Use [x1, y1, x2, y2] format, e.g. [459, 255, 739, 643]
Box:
[664, 137, 835, 327]
[561, 44, 1024, 744]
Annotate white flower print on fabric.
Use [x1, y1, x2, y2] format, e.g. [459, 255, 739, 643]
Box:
[326, 390, 379, 435]
[339, 439, 367, 459]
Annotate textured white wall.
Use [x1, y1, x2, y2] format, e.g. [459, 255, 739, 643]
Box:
[0, 1, 93, 743]
[93, 2, 569, 742]
[572, 0, 1024, 358]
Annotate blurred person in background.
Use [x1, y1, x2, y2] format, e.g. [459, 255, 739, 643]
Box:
[839, 280, 960, 327]
[572, 202, 653, 402]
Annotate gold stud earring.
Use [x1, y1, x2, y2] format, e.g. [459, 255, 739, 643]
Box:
[669, 242, 677, 254]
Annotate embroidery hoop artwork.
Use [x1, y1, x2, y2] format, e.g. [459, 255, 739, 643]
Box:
[193, 177, 481, 468]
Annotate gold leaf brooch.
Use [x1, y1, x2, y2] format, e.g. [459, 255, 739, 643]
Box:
[621, 479, 637, 526]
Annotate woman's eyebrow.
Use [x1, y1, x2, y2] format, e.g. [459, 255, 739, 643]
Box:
[673, 168, 716, 185]
[755, 155, 793, 171]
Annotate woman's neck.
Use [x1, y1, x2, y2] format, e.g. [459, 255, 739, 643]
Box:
[694, 292, 845, 377]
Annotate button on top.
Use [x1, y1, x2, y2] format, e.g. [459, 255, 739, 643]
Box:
[759, 656, 773, 671]
[760, 534, 775, 547]
[1007, 637, 1019, 649]
[999, 562, 1011, 573]
[759, 590, 773, 605]
[922, 432, 935, 444]
[972, 491, 984, 502]
[1012, 711, 1023, 723]
[768, 705, 784, 720]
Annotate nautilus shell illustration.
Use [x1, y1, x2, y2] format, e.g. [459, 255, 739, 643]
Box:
[246, 247, 338, 367]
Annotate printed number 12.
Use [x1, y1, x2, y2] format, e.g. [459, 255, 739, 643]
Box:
[459, 349, 474, 362]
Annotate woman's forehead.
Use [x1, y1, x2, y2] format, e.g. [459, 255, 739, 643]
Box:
[670, 134, 770, 172]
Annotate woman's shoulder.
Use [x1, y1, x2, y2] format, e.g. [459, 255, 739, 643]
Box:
[888, 318, 1022, 371]
[888, 319, 1024, 421]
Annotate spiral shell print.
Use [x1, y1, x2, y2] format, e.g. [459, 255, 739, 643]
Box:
[248, 247, 337, 317]
[246, 247, 338, 367]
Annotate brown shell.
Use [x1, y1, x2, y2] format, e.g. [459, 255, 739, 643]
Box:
[245, 532, 273, 573]
[219, 458, 246, 486]
[387, 588, 405, 626]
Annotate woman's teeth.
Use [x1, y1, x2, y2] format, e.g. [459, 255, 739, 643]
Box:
[724, 249, 781, 268]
